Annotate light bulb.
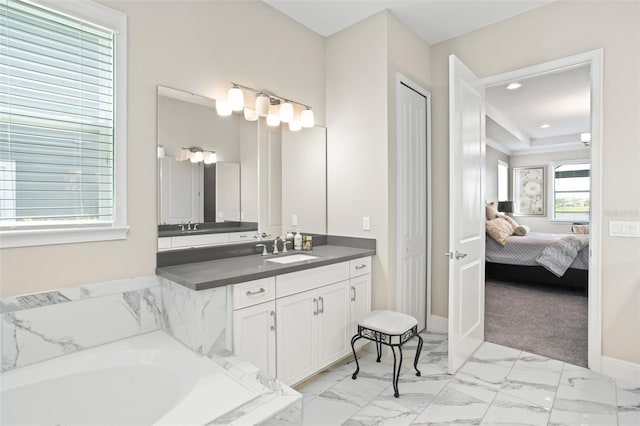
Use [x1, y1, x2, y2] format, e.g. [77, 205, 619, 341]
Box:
[255, 94, 269, 117]
[288, 120, 302, 132]
[216, 100, 232, 117]
[190, 150, 204, 163]
[280, 102, 294, 123]
[227, 86, 244, 111]
[301, 108, 314, 128]
[204, 151, 217, 164]
[178, 148, 190, 161]
[267, 114, 281, 127]
[244, 107, 258, 121]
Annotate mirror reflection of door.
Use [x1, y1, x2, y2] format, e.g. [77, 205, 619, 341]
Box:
[159, 157, 202, 224]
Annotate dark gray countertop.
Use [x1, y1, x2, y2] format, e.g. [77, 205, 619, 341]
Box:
[156, 245, 375, 291]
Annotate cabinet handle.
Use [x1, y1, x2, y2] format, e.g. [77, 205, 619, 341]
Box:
[313, 298, 318, 316]
[270, 310, 276, 331]
[319, 296, 324, 314]
[355, 264, 367, 270]
[246, 287, 266, 296]
[351, 285, 356, 302]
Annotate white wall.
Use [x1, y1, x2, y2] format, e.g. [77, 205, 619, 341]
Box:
[430, 0, 640, 364]
[486, 145, 510, 205]
[326, 11, 430, 311]
[0, 0, 325, 297]
[510, 149, 589, 233]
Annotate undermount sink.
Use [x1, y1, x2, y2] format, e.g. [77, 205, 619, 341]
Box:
[265, 254, 318, 264]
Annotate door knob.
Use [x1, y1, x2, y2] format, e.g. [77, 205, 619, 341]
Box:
[455, 251, 467, 259]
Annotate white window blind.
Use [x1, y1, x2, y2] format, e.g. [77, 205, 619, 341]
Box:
[0, 0, 115, 228]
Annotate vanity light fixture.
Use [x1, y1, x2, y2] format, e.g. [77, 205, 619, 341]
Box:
[180, 147, 217, 164]
[224, 82, 314, 129]
[244, 107, 258, 121]
[289, 120, 302, 132]
[203, 151, 217, 164]
[301, 108, 314, 128]
[227, 85, 244, 112]
[216, 99, 232, 117]
[280, 101, 294, 123]
[255, 93, 270, 117]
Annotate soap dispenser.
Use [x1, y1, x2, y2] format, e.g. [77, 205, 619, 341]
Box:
[294, 231, 302, 251]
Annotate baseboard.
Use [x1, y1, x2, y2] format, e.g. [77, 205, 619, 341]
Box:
[601, 355, 640, 387]
[428, 315, 448, 333]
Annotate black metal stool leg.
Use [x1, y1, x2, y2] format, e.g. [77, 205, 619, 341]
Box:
[413, 334, 423, 376]
[350, 334, 362, 380]
[376, 339, 382, 362]
[390, 346, 398, 397]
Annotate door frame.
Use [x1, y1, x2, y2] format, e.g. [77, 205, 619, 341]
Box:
[394, 73, 432, 329]
[480, 49, 603, 371]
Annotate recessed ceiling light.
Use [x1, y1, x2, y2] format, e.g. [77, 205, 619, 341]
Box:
[506, 82, 522, 90]
[540, 124, 550, 128]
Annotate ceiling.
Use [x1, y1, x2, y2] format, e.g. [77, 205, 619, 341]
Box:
[264, 0, 549, 45]
[485, 65, 591, 155]
[264, 0, 589, 156]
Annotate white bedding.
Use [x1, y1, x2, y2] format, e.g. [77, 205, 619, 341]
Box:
[486, 232, 589, 270]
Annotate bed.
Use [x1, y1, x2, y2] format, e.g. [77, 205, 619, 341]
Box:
[485, 231, 589, 289]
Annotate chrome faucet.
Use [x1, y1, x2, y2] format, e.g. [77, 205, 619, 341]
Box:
[256, 244, 268, 256]
[272, 237, 282, 255]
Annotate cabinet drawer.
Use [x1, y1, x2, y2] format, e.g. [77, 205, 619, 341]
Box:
[228, 231, 256, 243]
[349, 257, 371, 277]
[158, 237, 172, 251]
[233, 277, 276, 309]
[276, 262, 350, 298]
[171, 233, 229, 248]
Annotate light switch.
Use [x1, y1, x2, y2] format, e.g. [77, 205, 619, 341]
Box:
[292, 214, 298, 226]
[363, 216, 370, 231]
[610, 221, 640, 238]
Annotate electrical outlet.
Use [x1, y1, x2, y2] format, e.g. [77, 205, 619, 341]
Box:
[363, 216, 370, 231]
[292, 214, 298, 226]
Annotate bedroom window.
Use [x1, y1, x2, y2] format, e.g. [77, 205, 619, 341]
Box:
[0, 0, 128, 248]
[551, 161, 590, 222]
[497, 160, 509, 202]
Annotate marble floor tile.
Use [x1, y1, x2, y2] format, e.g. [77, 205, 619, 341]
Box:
[547, 409, 618, 426]
[302, 391, 362, 426]
[411, 385, 492, 425]
[553, 384, 618, 415]
[455, 359, 513, 390]
[617, 386, 640, 426]
[500, 354, 563, 410]
[374, 371, 451, 413]
[447, 375, 499, 404]
[324, 374, 392, 408]
[618, 409, 640, 426]
[344, 399, 419, 426]
[480, 392, 550, 426]
[559, 364, 617, 404]
[471, 342, 521, 367]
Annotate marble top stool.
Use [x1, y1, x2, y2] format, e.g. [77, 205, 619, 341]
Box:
[350, 310, 424, 397]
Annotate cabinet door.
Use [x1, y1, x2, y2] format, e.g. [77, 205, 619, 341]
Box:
[317, 281, 350, 369]
[233, 301, 276, 377]
[276, 290, 317, 385]
[349, 274, 372, 350]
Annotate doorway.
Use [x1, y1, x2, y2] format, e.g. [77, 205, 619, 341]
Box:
[448, 49, 603, 373]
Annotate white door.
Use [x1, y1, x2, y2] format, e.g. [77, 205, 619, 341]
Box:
[317, 281, 350, 368]
[396, 79, 429, 331]
[258, 123, 282, 237]
[276, 289, 317, 385]
[232, 301, 276, 377]
[159, 157, 202, 224]
[215, 162, 241, 222]
[448, 55, 486, 373]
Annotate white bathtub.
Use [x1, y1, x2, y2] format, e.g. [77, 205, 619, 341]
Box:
[1, 331, 257, 425]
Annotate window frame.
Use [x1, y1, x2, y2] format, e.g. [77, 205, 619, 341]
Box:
[0, 0, 128, 248]
[497, 159, 509, 203]
[549, 158, 591, 223]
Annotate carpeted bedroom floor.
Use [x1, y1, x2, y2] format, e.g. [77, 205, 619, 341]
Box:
[485, 279, 588, 367]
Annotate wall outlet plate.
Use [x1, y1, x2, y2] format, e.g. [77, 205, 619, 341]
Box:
[363, 216, 370, 231]
[292, 214, 298, 226]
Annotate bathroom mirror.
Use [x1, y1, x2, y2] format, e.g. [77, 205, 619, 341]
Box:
[156, 86, 327, 241]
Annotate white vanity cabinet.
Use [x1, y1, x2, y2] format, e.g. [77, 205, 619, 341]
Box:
[276, 280, 350, 385]
[231, 278, 277, 377]
[231, 256, 372, 386]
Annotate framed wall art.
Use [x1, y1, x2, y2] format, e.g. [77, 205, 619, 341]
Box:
[513, 166, 545, 216]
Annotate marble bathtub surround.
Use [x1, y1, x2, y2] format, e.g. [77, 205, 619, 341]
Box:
[297, 331, 640, 426]
[1, 275, 163, 371]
